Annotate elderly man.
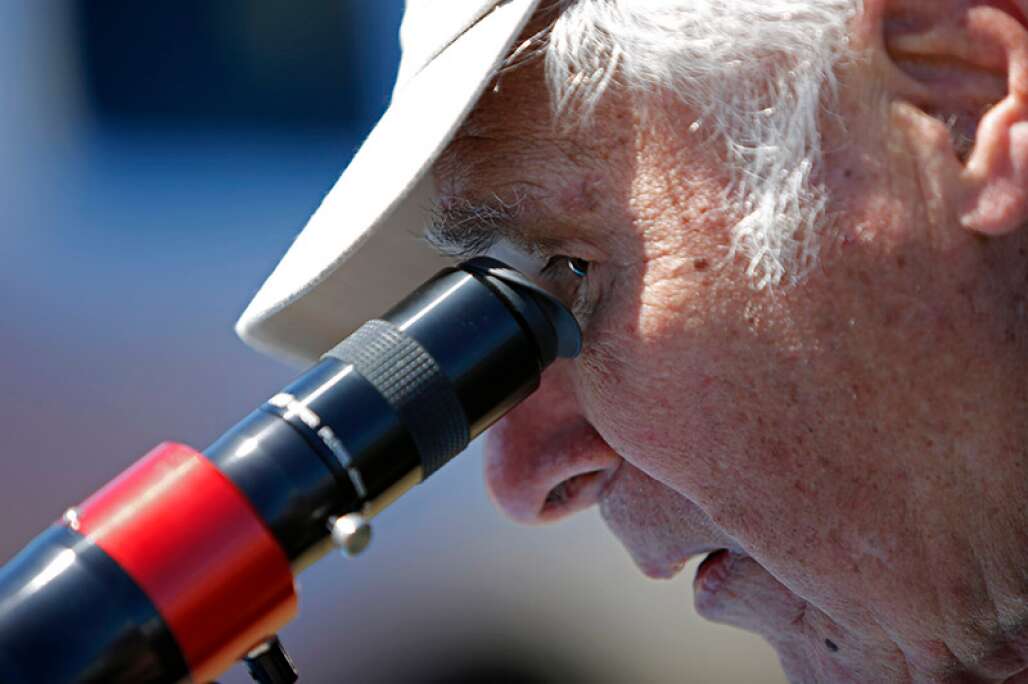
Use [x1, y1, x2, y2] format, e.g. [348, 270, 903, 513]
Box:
[238, 1, 1028, 681]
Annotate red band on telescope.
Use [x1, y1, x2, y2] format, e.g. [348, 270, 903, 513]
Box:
[76, 442, 297, 683]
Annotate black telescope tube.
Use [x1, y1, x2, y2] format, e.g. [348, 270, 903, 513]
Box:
[0, 526, 190, 684]
[0, 258, 581, 683]
[205, 257, 581, 563]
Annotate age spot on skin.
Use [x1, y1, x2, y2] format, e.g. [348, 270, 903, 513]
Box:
[693, 258, 710, 272]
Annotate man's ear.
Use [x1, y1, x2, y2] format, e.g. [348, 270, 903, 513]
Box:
[867, 0, 1028, 235]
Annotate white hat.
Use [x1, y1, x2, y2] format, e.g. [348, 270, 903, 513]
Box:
[235, 0, 541, 366]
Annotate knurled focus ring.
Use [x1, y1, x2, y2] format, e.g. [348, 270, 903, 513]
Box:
[325, 319, 469, 477]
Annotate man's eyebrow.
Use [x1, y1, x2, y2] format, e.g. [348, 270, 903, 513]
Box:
[425, 193, 535, 258]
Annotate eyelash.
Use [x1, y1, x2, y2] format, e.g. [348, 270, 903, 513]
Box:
[541, 255, 589, 279]
[539, 255, 594, 321]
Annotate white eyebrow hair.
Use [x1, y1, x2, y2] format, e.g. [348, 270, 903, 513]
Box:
[425, 193, 533, 258]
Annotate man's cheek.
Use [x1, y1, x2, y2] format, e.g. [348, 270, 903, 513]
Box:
[581, 343, 742, 468]
[574, 292, 796, 524]
[580, 301, 827, 531]
[577, 347, 693, 467]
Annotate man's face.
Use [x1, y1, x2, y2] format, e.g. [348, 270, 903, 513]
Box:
[432, 10, 1028, 680]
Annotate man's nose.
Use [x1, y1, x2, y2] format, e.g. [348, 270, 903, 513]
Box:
[484, 365, 621, 524]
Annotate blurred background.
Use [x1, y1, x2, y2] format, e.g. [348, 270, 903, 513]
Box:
[0, 3, 785, 682]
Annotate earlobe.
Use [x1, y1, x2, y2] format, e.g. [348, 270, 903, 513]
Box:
[960, 94, 1028, 236]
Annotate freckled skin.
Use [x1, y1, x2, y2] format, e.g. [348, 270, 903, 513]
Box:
[433, 4, 1028, 681]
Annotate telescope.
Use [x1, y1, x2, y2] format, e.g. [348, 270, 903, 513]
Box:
[0, 257, 581, 684]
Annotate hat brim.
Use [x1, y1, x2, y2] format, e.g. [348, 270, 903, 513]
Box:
[236, 0, 540, 366]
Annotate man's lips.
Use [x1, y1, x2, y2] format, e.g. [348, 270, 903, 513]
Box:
[693, 549, 759, 620]
[695, 549, 733, 593]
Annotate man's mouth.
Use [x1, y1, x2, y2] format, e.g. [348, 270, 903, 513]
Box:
[693, 549, 748, 613]
[695, 549, 731, 591]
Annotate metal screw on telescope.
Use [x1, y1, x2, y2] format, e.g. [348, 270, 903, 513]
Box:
[329, 513, 371, 557]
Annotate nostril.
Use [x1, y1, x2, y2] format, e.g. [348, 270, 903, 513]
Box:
[540, 469, 610, 520]
[484, 407, 622, 525]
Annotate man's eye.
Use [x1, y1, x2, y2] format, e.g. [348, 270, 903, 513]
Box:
[538, 255, 595, 325]
[567, 257, 589, 278]
[542, 255, 590, 279]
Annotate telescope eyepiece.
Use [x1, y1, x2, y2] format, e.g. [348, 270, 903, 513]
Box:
[459, 256, 582, 363]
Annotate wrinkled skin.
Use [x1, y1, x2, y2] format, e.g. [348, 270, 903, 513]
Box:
[433, 1, 1028, 681]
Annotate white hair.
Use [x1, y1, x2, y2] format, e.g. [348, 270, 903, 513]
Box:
[540, 0, 861, 288]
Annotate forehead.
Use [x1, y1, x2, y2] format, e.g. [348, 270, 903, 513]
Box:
[428, 41, 738, 276]
[431, 57, 637, 231]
